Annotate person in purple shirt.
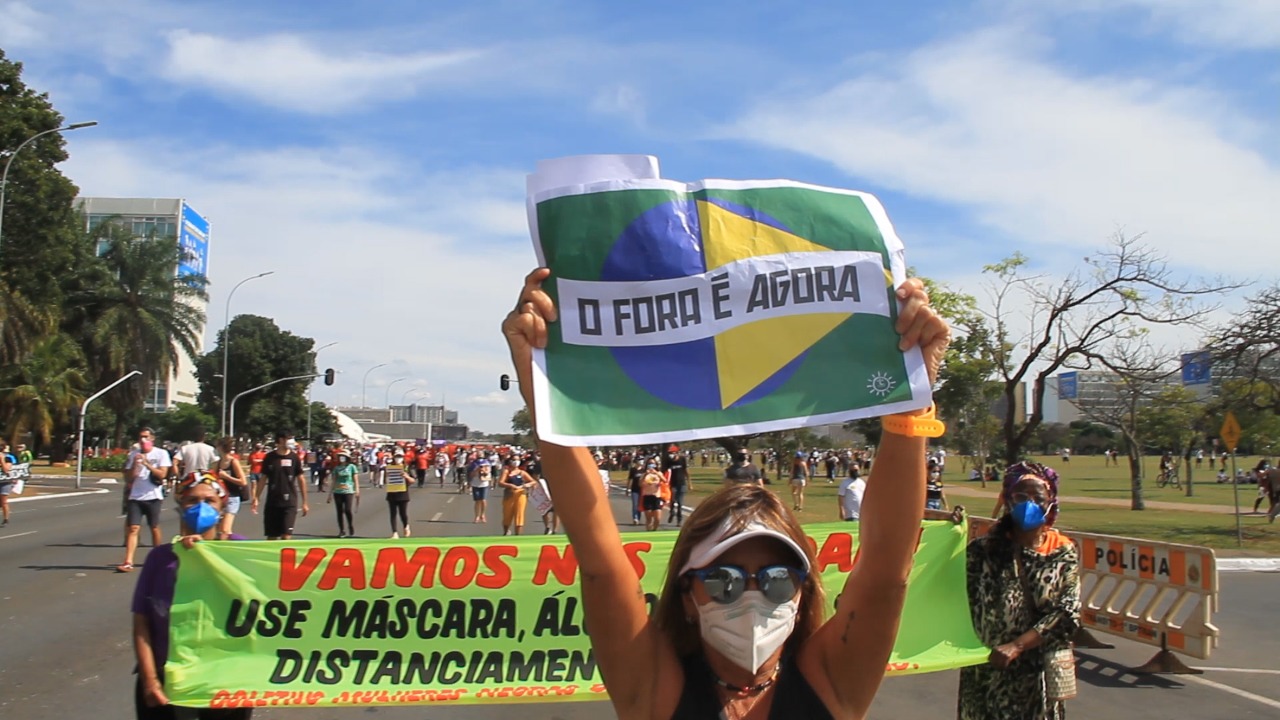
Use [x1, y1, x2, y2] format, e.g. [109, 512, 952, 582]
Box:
[131, 471, 252, 720]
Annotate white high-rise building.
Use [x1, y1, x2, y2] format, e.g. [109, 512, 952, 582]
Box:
[75, 197, 211, 410]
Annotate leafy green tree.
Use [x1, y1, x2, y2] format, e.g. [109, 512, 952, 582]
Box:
[0, 279, 53, 367]
[1137, 386, 1215, 495]
[511, 406, 531, 435]
[70, 229, 207, 443]
[143, 402, 216, 444]
[0, 333, 85, 454]
[921, 277, 1002, 466]
[194, 315, 319, 441]
[0, 49, 84, 311]
[1212, 282, 1280, 413]
[982, 235, 1239, 466]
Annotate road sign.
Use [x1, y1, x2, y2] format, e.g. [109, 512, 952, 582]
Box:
[1220, 412, 1241, 452]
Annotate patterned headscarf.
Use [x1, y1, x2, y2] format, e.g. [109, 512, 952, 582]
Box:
[1002, 461, 1060, 526]
[177, 470, 228, 499]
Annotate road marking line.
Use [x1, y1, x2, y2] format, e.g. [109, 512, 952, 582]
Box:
[447, 496, 455, 504]
[10, 488, 110, 503]
[431, 512, 443, 521]
[1183, 674, 1280, 710]
[0, 531, 37, 540]
[54, 502, 88, 509]
[1195, 667, 1280, 676]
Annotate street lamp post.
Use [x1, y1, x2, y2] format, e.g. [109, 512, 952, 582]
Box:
[219, 271, 274, 437]
[306, 341, 338, 439]
[74, 370, 140, 490]
[360, 363, 388, 408]
[0, 121, 99, 252]
[384, 378, 407, 410]
[230, 373, 322, 439]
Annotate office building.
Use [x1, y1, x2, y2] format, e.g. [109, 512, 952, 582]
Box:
[75, 197, 211, 410]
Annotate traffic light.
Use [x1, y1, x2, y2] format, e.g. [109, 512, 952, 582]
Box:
[324, 368, 335, 386]
[500, 374, 511, 391]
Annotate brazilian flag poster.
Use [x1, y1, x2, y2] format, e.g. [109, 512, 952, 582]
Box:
[525, 155, 933, 446]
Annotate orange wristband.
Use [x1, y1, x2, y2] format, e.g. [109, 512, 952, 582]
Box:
[881, 404, 946, 438]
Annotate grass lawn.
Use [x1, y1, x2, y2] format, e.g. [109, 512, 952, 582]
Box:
[656, 454, 1280, 556]
[976, 454, 1265, 511]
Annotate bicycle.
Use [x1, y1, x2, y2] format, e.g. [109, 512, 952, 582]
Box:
[1157, 465, 1181, 489]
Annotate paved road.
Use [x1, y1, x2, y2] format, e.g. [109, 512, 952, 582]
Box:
[1, 478, 1277, 719]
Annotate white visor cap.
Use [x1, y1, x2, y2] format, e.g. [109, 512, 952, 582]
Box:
[679, 519, 811, 576]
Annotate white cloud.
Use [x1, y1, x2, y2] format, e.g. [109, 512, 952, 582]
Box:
[721, 28, 1280, 276]
[62, 138, 533, 433]
[463, 391, 516, 408]
[0, 1, 44, 47]
[161, 30, 486, 113]
[1059, 0, 1280, 50]
[590, 84, 646, 121]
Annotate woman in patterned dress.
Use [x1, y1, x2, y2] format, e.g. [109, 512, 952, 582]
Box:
[959, 462, 1081, 720]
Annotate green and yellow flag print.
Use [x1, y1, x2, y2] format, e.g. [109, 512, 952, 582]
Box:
[164, 521, 986, 709]
[526, 155, 932, 446]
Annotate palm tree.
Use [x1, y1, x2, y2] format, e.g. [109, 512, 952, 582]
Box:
[1, 333, 85, 454]
[72, 227, 208, 444]
[0, 279, 53, 367]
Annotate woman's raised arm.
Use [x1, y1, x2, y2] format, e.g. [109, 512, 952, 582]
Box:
[502, 268, 674, 715]
[807, 277, 951, 718]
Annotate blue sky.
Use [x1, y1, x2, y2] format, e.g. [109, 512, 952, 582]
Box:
[2, 0, 1276, 433]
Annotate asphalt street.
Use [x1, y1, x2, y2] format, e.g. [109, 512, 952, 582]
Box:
[1, 476, 1277, 719]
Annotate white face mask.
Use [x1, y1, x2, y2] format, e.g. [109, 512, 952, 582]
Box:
[697, 590, 798, 674]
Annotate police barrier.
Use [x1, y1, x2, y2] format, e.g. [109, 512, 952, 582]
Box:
[942, 511, 1220, 672]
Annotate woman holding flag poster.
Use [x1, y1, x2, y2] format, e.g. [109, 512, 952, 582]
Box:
[503, 268, 949, 720]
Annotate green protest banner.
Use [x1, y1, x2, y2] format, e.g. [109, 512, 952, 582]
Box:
[167, 521, 986, 710]
[524, 155, 932, 446]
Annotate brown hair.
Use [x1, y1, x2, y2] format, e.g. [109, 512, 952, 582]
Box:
[654, 484, 826, 658]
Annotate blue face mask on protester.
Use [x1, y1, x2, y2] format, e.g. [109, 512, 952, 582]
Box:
[181, 501, 221, 534]
[1010, 499, 1047, 531]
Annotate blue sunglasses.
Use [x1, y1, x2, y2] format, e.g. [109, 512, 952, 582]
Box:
[685, 564, 807, 605]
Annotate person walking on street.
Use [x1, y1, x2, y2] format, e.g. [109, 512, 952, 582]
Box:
[118, 428, 171, 573]
[213, 437, 248, 540]
[434, 449, 451, 487]
[663, 445, 691, 526]
[723, 448, 764, 487]
[0, 447, 14, 526]
[174, 430, 216, 480]
[328, 451, 360, 537]
[469, 459, 492, 523]
[252, 431, 308, 540]
[926, 459, 947, 510]
[627, 458, 646, 525]
[789, 450, 810, 511]
[384, 450, 411, 538]
[837, 467, 866, 521]
[414, 446, 430, 489]
[499, 456, 533, 536]
[641, 460, 666, 531]
[247, 444, 266, 497]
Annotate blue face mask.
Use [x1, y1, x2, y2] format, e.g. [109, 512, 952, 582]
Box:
[1010, 500, 1047, 531]
[181, 501, 221, 534]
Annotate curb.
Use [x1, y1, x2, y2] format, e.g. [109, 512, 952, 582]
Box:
[1217, 558, 1280, 573]
[9, 488, 110, 503]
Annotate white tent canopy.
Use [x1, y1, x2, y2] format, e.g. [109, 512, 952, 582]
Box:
[329, 408, 371, 443]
